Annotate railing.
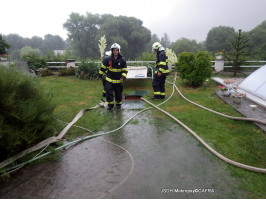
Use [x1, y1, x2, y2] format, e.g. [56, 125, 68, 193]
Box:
[46, 60, 266, 71]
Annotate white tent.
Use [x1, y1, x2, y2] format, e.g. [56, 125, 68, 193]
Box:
[238, 65, 266, 107]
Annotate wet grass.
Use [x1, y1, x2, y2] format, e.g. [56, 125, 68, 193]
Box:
[38, 74, 265, 198]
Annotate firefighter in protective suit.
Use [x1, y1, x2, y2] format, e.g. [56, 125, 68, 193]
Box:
[99, 43, 128, 110]
[100, 51, 111, 98]
[151, 42, 169, 99]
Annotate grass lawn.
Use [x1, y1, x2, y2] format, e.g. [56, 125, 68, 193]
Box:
[39, 74, 265, 198]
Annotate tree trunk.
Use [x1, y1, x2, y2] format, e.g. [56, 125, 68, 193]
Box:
[234, 64, 237, 77]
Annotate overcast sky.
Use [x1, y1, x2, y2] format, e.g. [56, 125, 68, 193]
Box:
[1, 0, 266, 42]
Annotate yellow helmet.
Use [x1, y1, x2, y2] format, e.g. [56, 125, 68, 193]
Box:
[152, 42, 162, 51]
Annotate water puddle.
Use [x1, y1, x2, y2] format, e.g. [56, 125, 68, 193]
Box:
[122, 90, 149, 110]
[0, 109, 246, 198]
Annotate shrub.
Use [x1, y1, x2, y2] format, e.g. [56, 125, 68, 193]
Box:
[40, 68, 54, 76]
[76, 60, 100, 80]
[177, 51, 212, 86]
[136, 51, 156, 61]
[22, 54, 47, 71]
[0, 65, 56, 162]
[59, 67, 76, 76]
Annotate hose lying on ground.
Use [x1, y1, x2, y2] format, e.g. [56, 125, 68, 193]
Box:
[174, 84, 266, 125]
[0, 105, 99, 169]
[2, 74, 265, 174]
[0, 75, 178, 173]
[141, 97, 266, 173]
[53, 119, 135, 199]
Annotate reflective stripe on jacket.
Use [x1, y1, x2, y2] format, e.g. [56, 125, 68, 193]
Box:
[101, 53, 128, 83]
[155, 50, 169, 76]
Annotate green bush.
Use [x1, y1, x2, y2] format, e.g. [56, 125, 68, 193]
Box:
[177, 51, 212, 86]
[76, 60, 100, 80]
[0, 66, 56, 162]
[59, 67, 76, 76]
[136, 51, 156, 61]
[22, 54, 47, 71]
[40, 68, 54, 76]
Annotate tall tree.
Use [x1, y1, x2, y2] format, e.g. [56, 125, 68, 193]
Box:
[248, 20, 266, 60]
[41, 34, 65, 53]
[145, 33, 160, 52]
[3, 34, 25, 51]
[64, 13, 151, 59]
[160, 33, 170, 48]
[64, 12, 101, 58]
[223, 29, 250, 77]
[206, 26, 235, 52]
[0, 34, 11, 55]
[99, 16, 151, 59]
[29, 36, 43, 49]
[169, 38, 206, 56]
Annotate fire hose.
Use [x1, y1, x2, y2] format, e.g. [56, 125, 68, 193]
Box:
[1, 74, 266, 175]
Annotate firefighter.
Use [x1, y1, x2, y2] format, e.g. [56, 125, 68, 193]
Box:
[99, 43, 128, 110]
[99, 51, 111, 98]
[151, 42, 169, 99]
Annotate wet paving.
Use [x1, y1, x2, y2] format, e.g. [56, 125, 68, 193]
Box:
[0, 109, 247, 198]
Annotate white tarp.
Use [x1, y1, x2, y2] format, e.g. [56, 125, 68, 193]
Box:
[239, 65, 266, 99]
[238, 65, 266, 107]
[127, 66, 148, 79]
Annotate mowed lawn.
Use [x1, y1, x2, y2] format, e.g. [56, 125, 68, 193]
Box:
[41, 74, 266, 198]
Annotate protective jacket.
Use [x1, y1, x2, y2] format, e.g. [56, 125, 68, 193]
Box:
[100, 55, 110, 97]
[99, 54, 110, 76]
[155, 50, 169, 76]
[99, 53, 128, 83]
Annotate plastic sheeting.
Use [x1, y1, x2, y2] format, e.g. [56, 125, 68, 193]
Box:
[239, 65, 266, 99]
[238, 65, 266, 107]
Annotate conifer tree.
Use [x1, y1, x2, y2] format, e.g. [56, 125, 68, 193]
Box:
[223, 29, 250, 77]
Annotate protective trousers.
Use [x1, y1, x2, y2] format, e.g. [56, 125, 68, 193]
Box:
[105, 82, 123, 108]
[152, 75, 166, 98]
[102, 79, 106, 97]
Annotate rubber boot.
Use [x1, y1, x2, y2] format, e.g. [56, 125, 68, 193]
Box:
[103, 93, 106, 97]
[107, 104, 114, 111]
[151, 95, 160, 100]
[160, 95, 165, 99]
[116, 104, 121, 109]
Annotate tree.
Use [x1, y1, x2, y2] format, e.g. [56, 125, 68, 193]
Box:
[143, 33, 159, 53]
[206, 26, 235, 52]
[99, 15, 151, 59]
[3, 34, 25, 51]
[169, 38, 205, 56]
[29, 36, 43, 49]
[223, 29, 250, 77]
[41, 34, 65, 53]
[64, 12, 101, 59]
[20, 46, 41, 58]
[248, 20, 266, 60]
[160, 33, 170, 48]
[64, 13, 151, 59]
[136, 51, 156, 61]
[0, 34, 11, 55]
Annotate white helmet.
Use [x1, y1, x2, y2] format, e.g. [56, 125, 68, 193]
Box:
[152, 42, 162, 51]
[105, 51, 111, 56]
[111, 43, 121, 52]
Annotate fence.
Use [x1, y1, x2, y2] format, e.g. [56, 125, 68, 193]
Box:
[46, 60, 266, 73]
